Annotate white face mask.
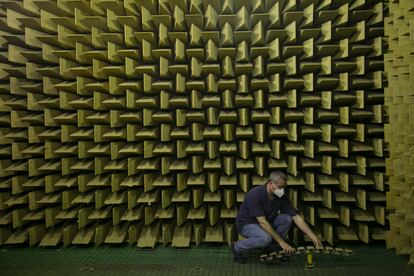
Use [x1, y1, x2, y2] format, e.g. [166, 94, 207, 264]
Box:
[273, 188, 284, 198]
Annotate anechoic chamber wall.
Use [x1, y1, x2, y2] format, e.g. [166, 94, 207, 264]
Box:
[0, 0, 390, 249]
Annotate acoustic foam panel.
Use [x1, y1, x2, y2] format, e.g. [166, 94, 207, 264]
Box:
[384, 0, 414, 265]
[0, 0, 386, 247]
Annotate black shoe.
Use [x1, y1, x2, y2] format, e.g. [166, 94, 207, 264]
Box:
[231, 243, 247, 264]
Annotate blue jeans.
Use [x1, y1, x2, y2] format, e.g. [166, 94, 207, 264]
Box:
[234, 214, 292, 253]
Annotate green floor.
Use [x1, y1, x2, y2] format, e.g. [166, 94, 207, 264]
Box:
[0, 244, 413, 276]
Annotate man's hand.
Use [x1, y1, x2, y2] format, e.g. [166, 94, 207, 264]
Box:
[311, 236, 323, 249]
[292, 215, 324, 249]
[279, 241, 295, 255]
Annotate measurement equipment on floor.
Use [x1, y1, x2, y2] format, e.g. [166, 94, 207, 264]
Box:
[305, 250, 314, 269]
[259, 245, 354, 265]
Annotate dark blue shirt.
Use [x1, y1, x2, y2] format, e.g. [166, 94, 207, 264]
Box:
[236, 185, 298, 233]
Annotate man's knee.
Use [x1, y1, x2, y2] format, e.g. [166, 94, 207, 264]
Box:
[277, 214, 292, 226]
[257, 234, 272, 247]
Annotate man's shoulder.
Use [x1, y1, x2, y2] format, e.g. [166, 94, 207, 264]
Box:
[245, 185, 265, 198]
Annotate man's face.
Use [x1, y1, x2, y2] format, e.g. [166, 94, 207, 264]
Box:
[270, 179, 286, 192]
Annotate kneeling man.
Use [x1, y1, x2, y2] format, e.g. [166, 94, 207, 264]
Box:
[231, 171, 322, 263]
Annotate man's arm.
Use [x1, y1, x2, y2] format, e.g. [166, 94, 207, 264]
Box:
[292, 215, 323, 248]
[256, 216, 295, 254]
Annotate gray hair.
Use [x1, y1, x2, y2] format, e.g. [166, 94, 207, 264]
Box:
[267, 171, 287, 183]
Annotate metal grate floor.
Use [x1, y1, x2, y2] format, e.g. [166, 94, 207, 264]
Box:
[0, 244, 413, 276]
